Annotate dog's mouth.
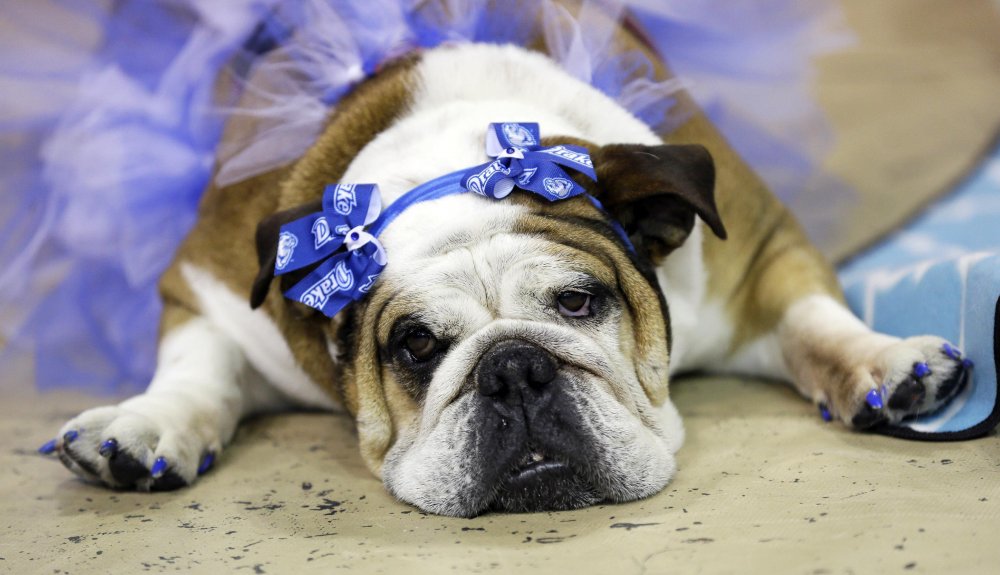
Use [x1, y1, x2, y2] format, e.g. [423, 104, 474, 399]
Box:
[510, 450, 566, 481]
[489, 446, 600, 513]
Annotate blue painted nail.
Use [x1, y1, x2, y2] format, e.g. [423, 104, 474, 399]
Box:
[913, 362, 931, 379]
[38, 439, 57, 455]
[963, 358, 975, 369]
[150, 457, 168, 479]
[98, 439, 118, 458]
[63, 430, 79, 444]
[198, 452, 215, 475]
[866, 389, 884, 410]
[818, 403, 832, 422]
[942, 343, 961, 360]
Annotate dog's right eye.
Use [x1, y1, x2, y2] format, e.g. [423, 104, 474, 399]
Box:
[556, 291, 592, 317]
[403, 329, 439, 362]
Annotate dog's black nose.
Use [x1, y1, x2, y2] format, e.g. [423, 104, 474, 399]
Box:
[475, 340, 557, 399]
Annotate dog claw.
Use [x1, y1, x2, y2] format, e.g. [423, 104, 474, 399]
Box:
[38, 439, 57, 455]
[63, 430, 79, 444]
[942, 343, 962, 360]
[962, 358, 975, 369]
[818, 403, 832, 422]
[865, 389, 884, 410]
[150, 456, 168, 479]
[913, 362, 931, 379]
[198, 452, 215, 475]
[98, 438, 118, 458]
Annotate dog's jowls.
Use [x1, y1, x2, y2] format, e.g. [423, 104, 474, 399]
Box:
[47, 44, 971, 517]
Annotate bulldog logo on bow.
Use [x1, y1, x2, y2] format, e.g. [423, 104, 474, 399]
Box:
[501, 122, 538, 147]
[461, 122, 597, 202]
[273, 183, 387, 317]
[275, 232, 298, 271]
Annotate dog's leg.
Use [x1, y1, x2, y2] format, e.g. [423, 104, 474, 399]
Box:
[49, 306, 289, 490]
[717, 222, 972, 429]
[774, 293, 971, 428]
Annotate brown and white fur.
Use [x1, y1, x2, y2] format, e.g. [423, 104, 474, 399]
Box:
[49, 42, 968, 517]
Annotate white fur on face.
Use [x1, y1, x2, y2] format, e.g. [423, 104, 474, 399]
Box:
[373, 221, 680, 516]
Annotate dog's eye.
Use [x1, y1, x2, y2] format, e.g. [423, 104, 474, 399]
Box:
[556, 291, 591, 317]
[404, 329, 439, 362]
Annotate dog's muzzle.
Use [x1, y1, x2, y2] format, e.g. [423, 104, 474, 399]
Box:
[473, 340, 600, 513]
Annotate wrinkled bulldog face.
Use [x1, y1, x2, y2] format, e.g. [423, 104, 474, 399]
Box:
[381, 239, 679, 513]
[344, 186, 695, 517]
[254, 141, 723, 517]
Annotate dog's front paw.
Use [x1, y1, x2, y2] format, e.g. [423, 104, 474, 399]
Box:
[823, 337, 973, 430]
[38, 401, 219, 491]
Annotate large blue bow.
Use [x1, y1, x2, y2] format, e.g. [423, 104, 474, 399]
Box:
[274, 183, 387, 317]
[460, 122, 597, 201]
[275, 123, 604, 318]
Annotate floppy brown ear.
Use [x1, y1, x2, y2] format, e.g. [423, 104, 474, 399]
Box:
[249, 200, 322, 309]
[592, 144, 726, 262]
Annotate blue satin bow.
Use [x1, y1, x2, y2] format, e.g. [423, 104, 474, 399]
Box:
[276, 123, 602, 318]
[461, 122, 597, 201]
[274, 183, 387, 318]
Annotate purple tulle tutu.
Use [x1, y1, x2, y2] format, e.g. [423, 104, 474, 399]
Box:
[0, 0, 851, 394]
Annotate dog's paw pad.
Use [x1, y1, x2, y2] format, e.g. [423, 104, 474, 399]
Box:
[851, 402, 887, 429]
[886, 373, 926, 411]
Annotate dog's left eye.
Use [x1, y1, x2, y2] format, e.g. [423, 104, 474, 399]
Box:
[403, 329, 439, 362]
[556, 291, 591, 317]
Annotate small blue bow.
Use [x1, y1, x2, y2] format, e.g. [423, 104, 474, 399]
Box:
[274, 183, 387, 317]
[461, 123, 597, 201]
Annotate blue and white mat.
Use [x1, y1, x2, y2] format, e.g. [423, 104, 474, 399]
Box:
[839, 145, 1000, 440]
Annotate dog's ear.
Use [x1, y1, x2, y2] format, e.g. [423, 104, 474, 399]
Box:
[591, 144, 726, 262]
[249, 200, 322, 309]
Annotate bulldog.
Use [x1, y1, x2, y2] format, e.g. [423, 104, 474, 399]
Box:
[43, 42, 971, 517]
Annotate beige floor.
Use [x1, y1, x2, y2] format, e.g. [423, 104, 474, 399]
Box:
[3, 375, 998, 574]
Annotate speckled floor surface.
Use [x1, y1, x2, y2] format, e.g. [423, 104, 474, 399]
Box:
[3, 375, 998, 574]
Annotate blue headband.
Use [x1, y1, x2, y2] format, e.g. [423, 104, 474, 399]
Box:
[273, 122, 625, 318]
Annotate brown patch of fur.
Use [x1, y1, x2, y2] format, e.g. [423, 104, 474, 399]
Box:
[672, 111, 842, 349]
[156, 301, 198, 341]
[381, 367, 422, 439]
[160, 55, 419, 408]
[340, 280, 412, 474]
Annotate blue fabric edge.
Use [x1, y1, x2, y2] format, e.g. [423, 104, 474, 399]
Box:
[869, 294, 1000, 441]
